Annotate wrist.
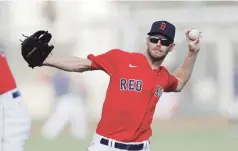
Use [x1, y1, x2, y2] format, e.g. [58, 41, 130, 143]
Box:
[188, 51, 198, 56]
[42, 58, 49, 66]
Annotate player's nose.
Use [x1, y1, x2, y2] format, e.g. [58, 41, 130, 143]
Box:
[155, 40, 162, 47]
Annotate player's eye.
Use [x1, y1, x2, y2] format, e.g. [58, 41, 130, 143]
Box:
[149, 36, 171, 46]
[149, 37, 159, 44]
[160, 39, 171, 46]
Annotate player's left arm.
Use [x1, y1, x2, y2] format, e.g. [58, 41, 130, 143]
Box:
[173, 29, 200, 92]
[173, 52, 198, 92]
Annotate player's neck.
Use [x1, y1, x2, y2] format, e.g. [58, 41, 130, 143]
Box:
[144, 52, 164, 70]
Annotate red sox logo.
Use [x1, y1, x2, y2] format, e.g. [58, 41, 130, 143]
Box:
[159, 23, 167, 30]
[120, 78, 164, 97]
[120, 78, 142, 92]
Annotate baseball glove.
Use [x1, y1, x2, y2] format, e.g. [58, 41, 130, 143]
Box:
[20, 30, 54, 68]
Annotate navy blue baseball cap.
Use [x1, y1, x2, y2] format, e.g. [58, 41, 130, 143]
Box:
[147, 20, 176, 41]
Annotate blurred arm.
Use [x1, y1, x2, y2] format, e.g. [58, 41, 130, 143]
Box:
[173, 52, 198, 92]
[43, 55, 93, 72]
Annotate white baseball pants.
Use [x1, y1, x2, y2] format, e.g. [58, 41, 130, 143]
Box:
[87, 133, 151, 151]
[0, 89, 31, 151]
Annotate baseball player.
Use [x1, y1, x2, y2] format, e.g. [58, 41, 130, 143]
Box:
[20, 21, 200, 151]
[0, 51, 31, 151]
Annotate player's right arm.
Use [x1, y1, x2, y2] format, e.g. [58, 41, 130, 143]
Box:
[43, 49, 122, 74]
[43, 56, 93, 72]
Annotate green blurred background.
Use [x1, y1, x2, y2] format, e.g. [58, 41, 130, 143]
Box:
[25, 117, 237, 151]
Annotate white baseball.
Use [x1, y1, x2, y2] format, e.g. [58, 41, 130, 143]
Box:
[188, 28, 200, 40]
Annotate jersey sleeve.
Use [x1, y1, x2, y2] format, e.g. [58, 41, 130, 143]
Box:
[165, 74, 178, 92]
[87, 49, 122, 75]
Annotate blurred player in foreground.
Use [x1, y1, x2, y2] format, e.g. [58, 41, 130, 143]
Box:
[0, 51, 31, 151]
[22, 20, 201, 151]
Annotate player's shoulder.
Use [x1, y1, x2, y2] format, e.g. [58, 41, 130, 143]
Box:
[107, 48, 133, 57]
[108, 48, 128, 54]
[160, 66, 169, 72]
[159, 66, 172, 75]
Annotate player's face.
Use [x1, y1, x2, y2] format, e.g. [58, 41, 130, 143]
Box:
[146, 34, 174, 61]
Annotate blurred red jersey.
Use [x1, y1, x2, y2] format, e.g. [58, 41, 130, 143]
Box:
[0, 53, 17, 94]
[88, 49, 178, 142]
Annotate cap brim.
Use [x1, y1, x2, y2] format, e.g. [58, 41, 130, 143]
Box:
[147, 32, 173, 41]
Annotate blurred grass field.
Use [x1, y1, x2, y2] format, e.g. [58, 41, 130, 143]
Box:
[25, 116, 237, 151]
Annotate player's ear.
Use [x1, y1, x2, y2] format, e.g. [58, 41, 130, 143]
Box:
[169, 43, 175, 52]
[146, 36, 149, 42]
[146, 36, 150, 45]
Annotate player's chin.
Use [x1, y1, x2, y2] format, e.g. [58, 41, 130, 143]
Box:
[151, 54, 165, 61]
[151, 52, 165, 59]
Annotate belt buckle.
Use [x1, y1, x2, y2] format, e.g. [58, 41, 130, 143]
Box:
[126, 145, 131, 150]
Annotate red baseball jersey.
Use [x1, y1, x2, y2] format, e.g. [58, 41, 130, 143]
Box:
[88, 49, 178, 142]
[0, 53, 17, 94]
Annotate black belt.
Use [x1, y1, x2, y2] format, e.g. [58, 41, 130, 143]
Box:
[100, 138, 144, 150]
[12, 91, 20, 99]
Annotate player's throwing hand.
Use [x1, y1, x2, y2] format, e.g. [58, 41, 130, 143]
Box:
[185, 28, 201, 53]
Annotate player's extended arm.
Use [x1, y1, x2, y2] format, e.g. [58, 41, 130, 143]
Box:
[173, 29, 200, 92]
[173, 52, 198, 91]
[43, 55, 93, 72]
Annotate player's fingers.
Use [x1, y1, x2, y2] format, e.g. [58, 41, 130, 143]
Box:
[194, 39, 200, 44]
[184, 29, 189, 34]
[184, 28, 194, 35]
[185, 28, 193, 41]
